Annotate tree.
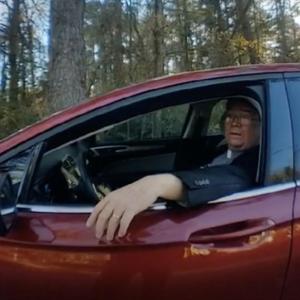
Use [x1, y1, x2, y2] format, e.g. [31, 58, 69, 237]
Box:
[7, 0, 21, 103]
[235, 0, 259, 64]
[47, 0, 86, 112]
[203, 0, 236, 68]
[152, 0, 165, 76]
[275, 0, 289, 62]
[2, 0, 300, 139]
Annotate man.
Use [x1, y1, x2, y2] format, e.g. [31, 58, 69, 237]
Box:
[86, 98, 261, 241]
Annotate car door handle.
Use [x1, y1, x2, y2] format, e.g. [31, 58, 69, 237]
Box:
[188, 218, 275, 243]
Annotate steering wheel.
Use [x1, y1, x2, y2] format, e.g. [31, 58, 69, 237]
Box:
[60, 143, 110, 203]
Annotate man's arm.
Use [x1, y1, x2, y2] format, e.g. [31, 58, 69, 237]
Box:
[86, 147, 258, 240]
[175, 164, 252, 207]
[175, 146, 259, 207]
[86, 174, 186, 241]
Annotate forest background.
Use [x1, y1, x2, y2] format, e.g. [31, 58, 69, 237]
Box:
[0, 0, 300, 140]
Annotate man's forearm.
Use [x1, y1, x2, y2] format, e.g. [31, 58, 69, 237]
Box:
[142, 174, 186, 202]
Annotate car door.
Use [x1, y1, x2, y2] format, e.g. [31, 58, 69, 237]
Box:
[282, 74, 300, 300]
[0, 77, 294, 300]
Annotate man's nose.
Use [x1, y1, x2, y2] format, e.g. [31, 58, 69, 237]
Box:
[231, 115, 241, 126]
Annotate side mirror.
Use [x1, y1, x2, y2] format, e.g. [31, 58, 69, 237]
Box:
[0, 172, 16, 235]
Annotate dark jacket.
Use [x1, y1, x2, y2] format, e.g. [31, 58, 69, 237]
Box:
[174, 146, 259, 207]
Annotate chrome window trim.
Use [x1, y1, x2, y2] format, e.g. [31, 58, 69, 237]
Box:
[211, 182, 295, 203]
[16, 182, 295, 214]
[296, 180, 300, 187]
[17, 205, 94, 213]
[1, 207, 15, 216]
[17, 202, 168, 213]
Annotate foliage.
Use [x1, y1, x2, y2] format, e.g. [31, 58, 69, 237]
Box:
[1, 0, 300, 140]
[0, 89, 47, 139]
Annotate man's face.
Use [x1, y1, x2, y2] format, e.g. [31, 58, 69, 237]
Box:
[224, 101, 260, 151]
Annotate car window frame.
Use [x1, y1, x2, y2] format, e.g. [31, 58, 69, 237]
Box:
[0, 143, 44, 224]
[0, 73, 282, 163]
[283, 72, 300, 182]
[263, 78, 294, 185]
[1, 73, 292, 213]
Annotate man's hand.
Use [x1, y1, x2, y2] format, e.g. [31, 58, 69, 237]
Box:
[86, 174, 185, 241]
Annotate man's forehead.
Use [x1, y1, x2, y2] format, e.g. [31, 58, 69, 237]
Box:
[227, 101, 257, 114]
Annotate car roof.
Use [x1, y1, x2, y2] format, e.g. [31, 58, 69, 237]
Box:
[1, 63, 300, 155]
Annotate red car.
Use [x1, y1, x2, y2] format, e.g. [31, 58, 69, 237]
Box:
[0, 64, 300, 300]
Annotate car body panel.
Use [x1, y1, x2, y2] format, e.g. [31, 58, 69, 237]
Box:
[0, 187, 293, 300]
[282, 186, 300, 300]
[281, 75, 300, 300]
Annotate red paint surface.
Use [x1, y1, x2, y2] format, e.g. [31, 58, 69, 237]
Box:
[282, 187, 300, 300]
[0, 189, 293, 300]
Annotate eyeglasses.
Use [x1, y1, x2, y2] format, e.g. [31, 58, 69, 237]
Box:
[224, 111, 259, 126]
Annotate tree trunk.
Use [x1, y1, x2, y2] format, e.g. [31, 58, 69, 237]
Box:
[8, 0, 21, 104]
[175, 0, 192, 71]
[235, 0, 258, 64]
[275, 0, 289, 62]
[210, 0, 232, 67]
[153, 0, 164, 77]
[1, 59, 7, 94]
[20, 31, 26, 102]
[48, 0, 86, 113]
[113, 0, 125, 87]
[127, 0, 133, 82]
[27, 23, 35, 87]
[182, 0, 191, 70]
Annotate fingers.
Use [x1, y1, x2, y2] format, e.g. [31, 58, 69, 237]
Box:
[86, 201, 136, 241]
[106, 211, 123, 241]
[105, 209, 136, 240]
[86, 198, 108, 228]
[86, 194, 131, 240]
[86, 178, 156, 241]
[93, 207, 135, 241]
[118, 209, 135, 237]
[94, 202, 116, 239]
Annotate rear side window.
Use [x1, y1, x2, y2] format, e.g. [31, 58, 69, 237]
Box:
[96, 103, 189, 143]
[207, 100, 226, 136]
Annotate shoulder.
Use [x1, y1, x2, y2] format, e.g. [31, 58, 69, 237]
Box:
[233, 146, 259, 163]
[232, 145, 259, 182]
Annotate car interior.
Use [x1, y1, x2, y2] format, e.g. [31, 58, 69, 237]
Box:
[1, 82, 264, 207]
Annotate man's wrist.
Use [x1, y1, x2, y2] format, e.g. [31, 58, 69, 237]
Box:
[151, 174, 184, 201]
